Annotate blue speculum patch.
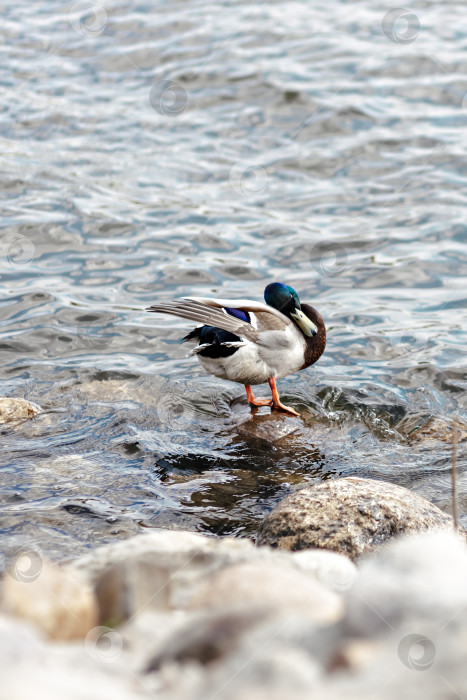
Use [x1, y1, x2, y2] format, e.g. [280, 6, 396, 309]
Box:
[225, 308, 251, 324]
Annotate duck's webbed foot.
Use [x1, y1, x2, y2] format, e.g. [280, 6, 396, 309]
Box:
[245, 384, 273, 407]
[268, 377, 300, 417]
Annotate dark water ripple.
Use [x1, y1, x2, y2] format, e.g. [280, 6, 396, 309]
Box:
[0, 0, 466, 560]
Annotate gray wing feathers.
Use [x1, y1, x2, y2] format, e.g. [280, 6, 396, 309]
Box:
[146, 299, 260, 341]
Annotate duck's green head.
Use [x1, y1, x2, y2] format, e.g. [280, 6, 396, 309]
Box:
[264, 282, 318, 337]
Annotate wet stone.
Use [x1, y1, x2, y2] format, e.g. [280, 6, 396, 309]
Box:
[0, 396, 41, 424]
[408, 416, 467, 445]
[256, 477, 454, 560]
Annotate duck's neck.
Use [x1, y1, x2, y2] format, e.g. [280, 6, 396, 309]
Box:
[300, 303, 326, 368]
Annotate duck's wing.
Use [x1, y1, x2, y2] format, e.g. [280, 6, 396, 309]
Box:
[186, 297, 292, 333]
[146, 297, 290, 341]
[147, 298, 259, 340]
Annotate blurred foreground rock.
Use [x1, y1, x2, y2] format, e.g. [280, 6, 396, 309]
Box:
[2, 557, 98, 640]
[256, 477, 454, 559]
[0, 396, 40, 424]
[3, 524, 467, 700]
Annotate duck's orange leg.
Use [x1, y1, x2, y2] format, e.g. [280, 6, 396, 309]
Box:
[268, 377, 300, 417]
[245, 384, 273, 407]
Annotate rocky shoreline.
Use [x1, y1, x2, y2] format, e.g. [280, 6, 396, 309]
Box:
[1, 464, 466, 700]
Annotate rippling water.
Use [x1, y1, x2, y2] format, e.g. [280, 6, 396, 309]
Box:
[1, 0, 466, 561]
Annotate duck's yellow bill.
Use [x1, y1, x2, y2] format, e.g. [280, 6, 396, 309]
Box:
[290, 309, 318, 336]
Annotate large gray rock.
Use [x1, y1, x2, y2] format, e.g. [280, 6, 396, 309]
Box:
[256, 477, 454, 560]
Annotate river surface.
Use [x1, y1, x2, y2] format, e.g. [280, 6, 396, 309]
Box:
[1, 0, 466, 562]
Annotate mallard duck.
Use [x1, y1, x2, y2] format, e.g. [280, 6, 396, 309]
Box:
[147, 282, 326, 417]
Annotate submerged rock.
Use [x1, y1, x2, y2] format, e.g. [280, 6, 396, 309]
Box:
[0, 396, 40, 424]
[408, 416, 467, 445]
[256, 477, 454, 560]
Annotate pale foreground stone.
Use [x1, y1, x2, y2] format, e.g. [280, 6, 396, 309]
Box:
[71, 529, 257, 615]
[2, 560, 98, 640]
[0, 615, 151, 700]
[256, 477, 454, 560]
[191, 561, 343, 623]
[70, 527, 353, 626]
[4, 530, 467, 700]
[0, 396, 40, 424]
[95, 557, 171, 625]
[291, 549, 358, 592]
[345, 530, 467, 634]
